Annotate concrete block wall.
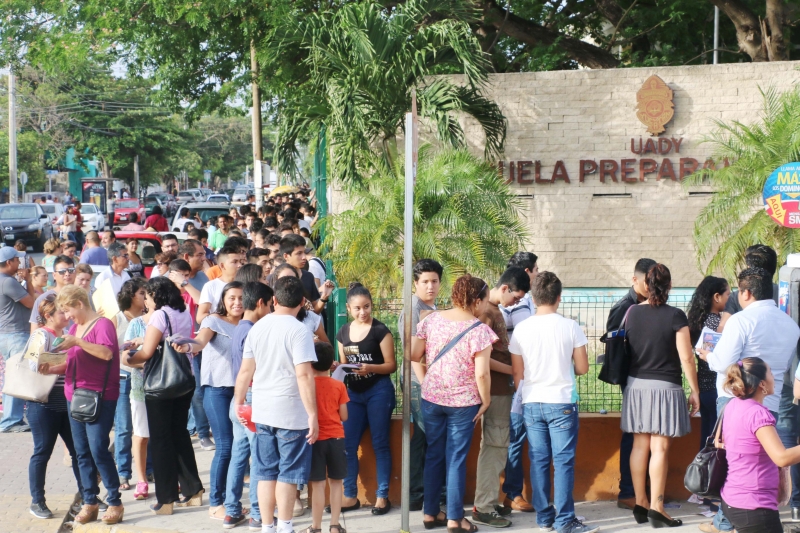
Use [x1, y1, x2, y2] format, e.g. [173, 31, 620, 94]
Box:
[453, 62, 800, 287]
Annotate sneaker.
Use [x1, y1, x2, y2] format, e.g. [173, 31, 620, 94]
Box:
[494, 505, 512, 517]
[200, 436, 216, 450]
[224, 514, 248, 529]
[30, 502, 53, 519]
[147, 472, 155, 483]
[98, 499, 109, 513]
[2, 422, 31, 433]
[471, 510, 512, 528]
[539, 528, 555, 533]
[557, 519, 599, 533]
[248, 517, 262, 531]
[293, 497, 305, 517]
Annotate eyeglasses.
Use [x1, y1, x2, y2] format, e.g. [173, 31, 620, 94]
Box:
[55, 268, 76, 275]
[156, 262, 166, 266]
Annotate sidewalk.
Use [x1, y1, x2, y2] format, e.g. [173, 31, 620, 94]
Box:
[3, 431, 799, 533]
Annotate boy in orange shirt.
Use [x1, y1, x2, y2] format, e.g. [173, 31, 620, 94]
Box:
[307, 342, 349, 533]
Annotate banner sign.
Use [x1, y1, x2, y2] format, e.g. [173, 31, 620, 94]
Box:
[764, 162, 800, 228]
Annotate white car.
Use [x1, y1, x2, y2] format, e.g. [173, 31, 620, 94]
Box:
[206, 194, 231, 204]
[40, 203, 65, 225]
[80, 203, 105, 232]
[177, 190, 204, 203]
[232, 187, 254, 203]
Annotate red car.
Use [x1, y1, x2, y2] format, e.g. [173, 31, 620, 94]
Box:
[113, 199, 146, 227]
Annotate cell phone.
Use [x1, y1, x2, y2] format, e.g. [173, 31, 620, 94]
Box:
[52, 337, 65, 348]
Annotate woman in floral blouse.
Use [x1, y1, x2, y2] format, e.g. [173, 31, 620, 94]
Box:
[412, 274, 496, 533]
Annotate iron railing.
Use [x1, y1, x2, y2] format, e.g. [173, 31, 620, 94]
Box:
[326, 290, 693, 414]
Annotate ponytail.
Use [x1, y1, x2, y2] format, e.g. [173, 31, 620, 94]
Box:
[723, 357, 768, 400]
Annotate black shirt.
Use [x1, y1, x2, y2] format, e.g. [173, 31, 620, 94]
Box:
[627, 303, 689, 386]
[335, 319, 392, 393]
[300, 270, 321, 302]
[607, 287, 640, 332]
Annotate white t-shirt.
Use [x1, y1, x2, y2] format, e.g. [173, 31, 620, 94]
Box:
[244, 314, 317, 429]
[509, 313, 588, 404]
[303, 310, 322, 335]
[94, 268, 131, 295]
[307, 258, 326, 285]
[199, 278, 227, 311]
[173, 217, 194, 232]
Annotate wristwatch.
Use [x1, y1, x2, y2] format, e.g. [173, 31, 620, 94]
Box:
[181, 279, 189, 287]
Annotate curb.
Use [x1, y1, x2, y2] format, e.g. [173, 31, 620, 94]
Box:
[58, 492, 82, 533]
[72, 524, 178, 533]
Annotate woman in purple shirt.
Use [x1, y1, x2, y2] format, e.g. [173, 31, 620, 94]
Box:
[721, 357, 800, 533]
[125, 277, 203, 515]
[54, 285, 123, 525]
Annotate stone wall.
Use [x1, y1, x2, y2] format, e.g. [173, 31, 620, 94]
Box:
[453, 62, 800, 287]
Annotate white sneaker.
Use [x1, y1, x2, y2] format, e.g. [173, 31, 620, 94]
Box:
[293, 497, 304, 517]
[200, 437, 216, 450]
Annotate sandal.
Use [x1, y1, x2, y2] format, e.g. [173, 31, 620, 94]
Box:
[102, 504, 124, 525]
[176, 488, 205, 508]
[119, 477, 131, 491]
[447, 519, 478, 533]
[424, 512, 448, 530]
[300, 528, 321, 533]
[134, 481, 149, 500]
[73, 504, 99, 525]
[330, 526, 346, 533]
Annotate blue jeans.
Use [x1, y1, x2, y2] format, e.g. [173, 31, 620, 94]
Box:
[422, 399, 479, 521]
[114, 373, 132, 480]
[252, 425, 312, 485]
[203, 385, 235, 507]
[68, 399, 122, 507]
[524, 402, 579, 531]
[502, 411, 531, 499]
[0, 332, 29, 430]
[187, 354, 210, 439]
[776, 381, 800, 508]
[343, 377, 395, 499]
[714, 396, 734, 531]
[618, 432, 635, 499]
[225, 392, 260, 519]
[28, 402, 82, 504]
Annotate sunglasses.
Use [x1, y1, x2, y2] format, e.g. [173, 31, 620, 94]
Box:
[55, 268, 76, 275]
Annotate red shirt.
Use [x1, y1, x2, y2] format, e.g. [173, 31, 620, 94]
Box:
[144, 214, 168, 232]
[315, 376, 349, 440]
[181, 292, 197, 335]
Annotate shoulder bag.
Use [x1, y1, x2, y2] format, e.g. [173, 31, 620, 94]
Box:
[143, 310, 195, 400]
[3, 330, 58, 403]
[70, 318, 111, 423]
[684, 404, 728, 497]
[598, 305, 634, 387]
[428, 319, 483, 368]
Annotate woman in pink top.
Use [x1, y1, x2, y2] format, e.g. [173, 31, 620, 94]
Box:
[412, 275, 496, 533]
[720, 357, 800, 533]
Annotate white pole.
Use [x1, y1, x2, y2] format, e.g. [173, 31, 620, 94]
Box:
[400, 91, 417, 533]
[134, 155, 140, 198]
[713, 7, 719, 65]
[254, 161, 266, 210]
[8, 69, 17, 204]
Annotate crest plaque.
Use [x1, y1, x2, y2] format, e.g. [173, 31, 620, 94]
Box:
[636, 75, 674, 136]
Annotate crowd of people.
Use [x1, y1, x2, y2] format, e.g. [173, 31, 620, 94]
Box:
[3, 186, 800, 533]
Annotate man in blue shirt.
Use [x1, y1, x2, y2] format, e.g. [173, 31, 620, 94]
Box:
[77, 231, 109, 266]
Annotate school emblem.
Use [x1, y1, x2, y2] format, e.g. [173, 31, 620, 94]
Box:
[636, 75, 674, 136]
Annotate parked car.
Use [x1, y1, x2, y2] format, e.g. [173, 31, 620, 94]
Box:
[115, 231, 163, 278]
[206, 194, 230, 204]
[0, 203, 55, 252]
[170, 202, 231, 231]
[144, 197, 165, 218]
[199, 188, 214, 200]
[79, 203, 105, 232]
[112, 199, 146, 228]
[40, 203, 65, 225]
[232, 186, 254, 203]
[145, 192, 177, 217]
[177, 189, 204, 203]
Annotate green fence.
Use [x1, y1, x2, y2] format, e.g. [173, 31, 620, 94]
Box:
[325, 290, 693, 414]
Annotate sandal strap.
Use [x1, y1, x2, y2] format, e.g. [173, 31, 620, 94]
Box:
[330, 526, 345, 533]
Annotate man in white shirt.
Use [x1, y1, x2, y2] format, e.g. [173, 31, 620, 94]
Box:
[233, 276, 317, 533]
[705, 267, 800, 533]
[510, 272, 595, 533]
[197, 246, 245, 323]
[94, 242, 131, 295]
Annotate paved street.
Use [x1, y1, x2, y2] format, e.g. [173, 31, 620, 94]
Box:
[3, 430, 800, 533]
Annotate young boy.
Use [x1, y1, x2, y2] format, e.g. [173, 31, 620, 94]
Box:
[309, 342, 349, 533]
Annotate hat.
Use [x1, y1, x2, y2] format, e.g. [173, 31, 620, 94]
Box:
[0, 246, 25, 263]
[47, 194, 52, 199]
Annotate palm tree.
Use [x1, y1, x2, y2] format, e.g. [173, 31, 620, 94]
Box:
[686, 87, 800, 280]
[269, 0, 506, 187]
[319, 145, 528, 296]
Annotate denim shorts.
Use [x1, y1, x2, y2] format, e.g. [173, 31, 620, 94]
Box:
[252, 424, 312, 485]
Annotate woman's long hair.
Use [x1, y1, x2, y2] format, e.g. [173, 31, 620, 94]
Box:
[687, 276, 729, 345]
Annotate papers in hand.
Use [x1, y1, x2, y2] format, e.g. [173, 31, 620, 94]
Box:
[695, 327, 722, 352]
[511, 380, 524, 415]
[38, 352, 67, 366]
[167, 334, 201, 347]
[332, 364, 362, 382]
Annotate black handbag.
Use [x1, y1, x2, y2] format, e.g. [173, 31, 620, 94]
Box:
[70, 318, 111, 423]
[598, 306, 633, 387]
[684, 406, 728, 497]
[143, 310, 195, 400]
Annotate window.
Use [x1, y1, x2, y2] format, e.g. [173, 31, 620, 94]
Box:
[80, 205, 98, 214]
[0, 206, 39, 219]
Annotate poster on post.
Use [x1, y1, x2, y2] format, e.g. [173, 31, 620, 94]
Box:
[764, 162, 800, 228]
[82, 181, 108, 214]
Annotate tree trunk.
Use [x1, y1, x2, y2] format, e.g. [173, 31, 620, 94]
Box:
[709, 0, 789, 61]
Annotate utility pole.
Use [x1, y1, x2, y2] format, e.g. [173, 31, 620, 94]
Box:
[251, 41, 264, 209]
[8, 69, 18, 204]
[133, 155, 140, 199]
[713, 7, 720, 64]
